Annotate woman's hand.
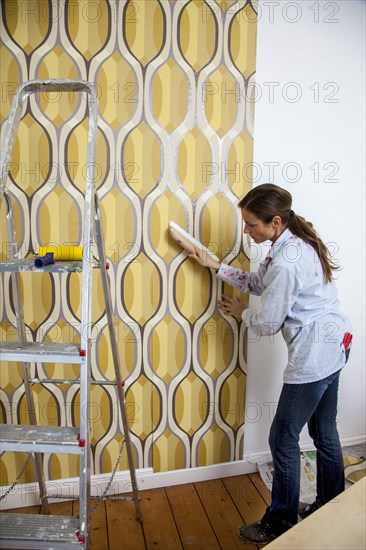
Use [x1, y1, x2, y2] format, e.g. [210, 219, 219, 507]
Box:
[217, 294, 248, 321]
[189, 247, 221, 271]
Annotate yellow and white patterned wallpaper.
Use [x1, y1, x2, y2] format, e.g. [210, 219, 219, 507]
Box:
[0, 0, 257, 484]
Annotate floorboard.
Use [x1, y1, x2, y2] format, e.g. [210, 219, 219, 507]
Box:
[194, 478, 253, 550]
[140, 487, 182, 549]
[1, 474, 272, 549]
[223, 474, 268, 525]
[105, 498, 145, 550]
[48, 500, 73, 516]
[4, 504, 41, 516]
[166, 483, 220, 549]
[248, 472, 272, 506]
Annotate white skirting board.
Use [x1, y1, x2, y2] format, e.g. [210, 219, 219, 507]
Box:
[1, 434, 365, 510]
[0, 458, 257, 510]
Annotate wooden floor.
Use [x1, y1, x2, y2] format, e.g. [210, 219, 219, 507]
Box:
[6, 473, 271, 549]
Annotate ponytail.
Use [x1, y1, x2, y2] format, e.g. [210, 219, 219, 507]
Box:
[238, 184, 340, 283]
[287, 213, 339, 283]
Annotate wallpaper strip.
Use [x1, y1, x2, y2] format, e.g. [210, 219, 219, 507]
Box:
[0, 0, 257, 484]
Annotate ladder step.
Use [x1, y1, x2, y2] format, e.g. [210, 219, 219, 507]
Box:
[0, 342, 85, 363]
[0, 425, 84, 454]
[0, 513, 81, 549]
[0, 259, 84, 273]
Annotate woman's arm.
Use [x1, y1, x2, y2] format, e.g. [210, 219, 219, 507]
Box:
[217, 263, 266, 296]
[188, 248, 221, 270]
[189, 247, 266, 295]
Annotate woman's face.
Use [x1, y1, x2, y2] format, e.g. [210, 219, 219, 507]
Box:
[241, 208, 281, 244]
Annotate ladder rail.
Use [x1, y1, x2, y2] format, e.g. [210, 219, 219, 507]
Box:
[3, 190, 49, 514]
[77, 81, 98, 543]
[0, 91, 24, 204]
[94, 194, 142, 520]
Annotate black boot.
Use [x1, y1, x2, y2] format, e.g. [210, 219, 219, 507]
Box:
[299, 500, 322, 519]
[238, 507, 295, 545]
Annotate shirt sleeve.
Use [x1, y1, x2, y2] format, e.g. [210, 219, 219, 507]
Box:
[242, 262, 303, 336]
[216, 263, 266, 296]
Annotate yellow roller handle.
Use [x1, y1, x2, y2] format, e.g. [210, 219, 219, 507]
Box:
[38, 246, 83, 261]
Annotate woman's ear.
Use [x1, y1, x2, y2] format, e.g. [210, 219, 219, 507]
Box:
[272, 215, 283, 228]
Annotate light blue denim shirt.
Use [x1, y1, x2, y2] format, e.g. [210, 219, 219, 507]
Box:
[217, 229, 352, 383]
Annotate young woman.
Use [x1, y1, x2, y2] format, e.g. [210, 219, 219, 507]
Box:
[189, 183, 352, 544]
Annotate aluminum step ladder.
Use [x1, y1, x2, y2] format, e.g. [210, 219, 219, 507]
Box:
[0, 80, 142, 549]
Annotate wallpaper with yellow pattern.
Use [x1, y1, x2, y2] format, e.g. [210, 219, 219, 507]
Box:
[0, 0, 257, 485]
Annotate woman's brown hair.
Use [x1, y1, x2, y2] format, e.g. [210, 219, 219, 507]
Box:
[238, 183, 339, 283]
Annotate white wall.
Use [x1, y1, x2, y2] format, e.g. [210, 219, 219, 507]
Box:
[244, 0, 366, 457]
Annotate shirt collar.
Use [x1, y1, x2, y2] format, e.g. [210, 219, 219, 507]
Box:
[267, 228, 293, 258]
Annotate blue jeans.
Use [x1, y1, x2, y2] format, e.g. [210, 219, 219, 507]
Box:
[268, 369, 344, 525]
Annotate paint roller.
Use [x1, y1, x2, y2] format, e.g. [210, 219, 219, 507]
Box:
[35, 245, 83, 267]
